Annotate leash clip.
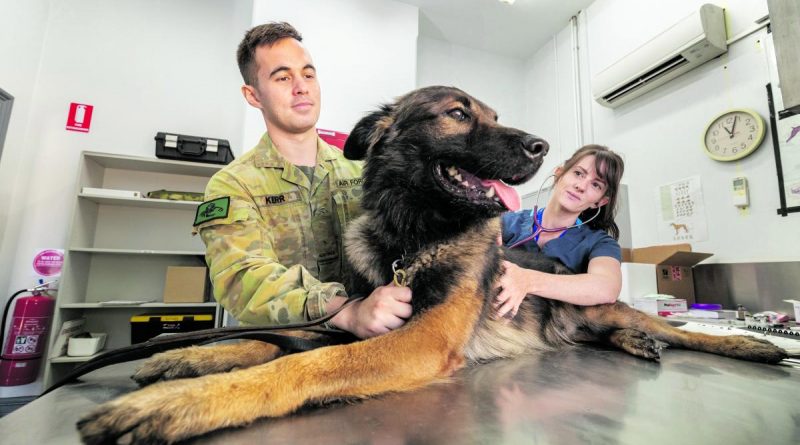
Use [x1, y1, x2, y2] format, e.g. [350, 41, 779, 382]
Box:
[391, 258, 408, 287]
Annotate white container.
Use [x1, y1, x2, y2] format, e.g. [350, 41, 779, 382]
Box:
[67, 333, 107, 356]
[619, 263, 657, 305]
[785, 300, 800, 321]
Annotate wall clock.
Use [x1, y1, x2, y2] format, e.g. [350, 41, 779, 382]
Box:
[702, 109, 766, 161]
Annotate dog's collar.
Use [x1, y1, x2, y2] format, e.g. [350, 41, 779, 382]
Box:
[391, 258, 409, 286]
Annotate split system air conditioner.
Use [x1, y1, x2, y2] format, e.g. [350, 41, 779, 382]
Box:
[592, 4, 727, 108]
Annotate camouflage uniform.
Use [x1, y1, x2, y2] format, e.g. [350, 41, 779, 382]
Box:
[194, 132, 364, 325]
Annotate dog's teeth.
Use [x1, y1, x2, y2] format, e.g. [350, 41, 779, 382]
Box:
[447, 166, 458, 176]
[486, 187, 496, 198]
[454, 174, 463, 182]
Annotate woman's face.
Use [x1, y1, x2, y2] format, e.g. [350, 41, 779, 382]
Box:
[552, 155, 610, 214]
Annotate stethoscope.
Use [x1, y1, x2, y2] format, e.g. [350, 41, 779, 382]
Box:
[508, 175, 602, 249]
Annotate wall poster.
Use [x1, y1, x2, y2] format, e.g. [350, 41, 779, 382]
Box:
[656, 175, 709, 243]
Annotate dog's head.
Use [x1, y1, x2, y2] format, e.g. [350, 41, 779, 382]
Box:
[344, 86, 547, 234]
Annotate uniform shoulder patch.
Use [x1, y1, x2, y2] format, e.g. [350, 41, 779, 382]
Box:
[194, 197, 230, 226]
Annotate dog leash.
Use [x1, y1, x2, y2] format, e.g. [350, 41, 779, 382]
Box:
[40, 297, 364, 396]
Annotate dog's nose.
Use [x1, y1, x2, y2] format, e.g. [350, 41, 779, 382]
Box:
[521, 135, 549, 157]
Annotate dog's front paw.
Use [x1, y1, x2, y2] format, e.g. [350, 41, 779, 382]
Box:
[133, 348, 227, 386]
[609, 328, 663, 360]
[77, 391, 180, 444]
[77, 378, 228, 444]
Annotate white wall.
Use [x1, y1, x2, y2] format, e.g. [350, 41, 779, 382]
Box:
[416, 36, 525, 130]
[243, 0, 419, 149]
[584, 0, 796, 262]
[0, 0, 50, 326]
[518, 24, 583, 199]
[519, 0, 796, 262]
[0, 0, 252, 397]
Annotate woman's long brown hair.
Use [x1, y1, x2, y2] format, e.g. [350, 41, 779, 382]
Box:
[554, 144, 625, 240]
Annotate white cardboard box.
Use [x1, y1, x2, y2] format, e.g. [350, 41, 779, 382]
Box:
[619, 263, 657, 305]
[67, 333, 107, 356]
[785, 300, 800, 321]
[633, 297, 688, 315]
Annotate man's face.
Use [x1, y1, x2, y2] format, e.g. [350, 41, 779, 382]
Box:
[244, 38, 321, 135]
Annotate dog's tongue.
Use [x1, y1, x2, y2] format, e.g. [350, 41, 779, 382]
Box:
[480, 179, 520, 211]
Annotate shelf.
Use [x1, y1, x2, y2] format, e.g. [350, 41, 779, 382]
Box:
[61, 302, 217, 309]
[43, 151, 221, 390]
[69, 247, 205, 256]
[79, 193, 202, 210]
[84, 151, 222, 177]
[50, 353, 104, 364]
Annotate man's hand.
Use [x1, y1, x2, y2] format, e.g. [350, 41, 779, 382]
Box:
[493, 260, 535, 319]
[330, 285, 412, 338]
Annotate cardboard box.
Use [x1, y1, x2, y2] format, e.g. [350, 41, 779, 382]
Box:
[621, 244, 712, 305]
[163, 266, 208, 303]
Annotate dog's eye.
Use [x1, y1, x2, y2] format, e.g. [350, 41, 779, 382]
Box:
[447, 109, 469, 121]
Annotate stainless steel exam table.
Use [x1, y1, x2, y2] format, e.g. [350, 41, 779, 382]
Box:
[1, 346, 798, 444]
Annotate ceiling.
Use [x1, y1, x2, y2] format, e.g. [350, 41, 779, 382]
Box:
[395, 0, 595, 59]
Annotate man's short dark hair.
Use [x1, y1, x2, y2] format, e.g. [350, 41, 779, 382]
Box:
[237, 22, 303, 86]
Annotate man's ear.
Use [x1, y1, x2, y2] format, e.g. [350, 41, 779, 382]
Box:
[241, 85, 263, 110]
[343, 104, 394, 160]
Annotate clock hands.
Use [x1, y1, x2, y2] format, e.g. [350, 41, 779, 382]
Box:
[728, 115, 738, 139]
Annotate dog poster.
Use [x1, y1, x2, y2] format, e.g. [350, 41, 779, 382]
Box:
[656, 175, 708, 243]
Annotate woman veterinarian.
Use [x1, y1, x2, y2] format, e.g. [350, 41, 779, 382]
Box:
[495, 144, 625, 318]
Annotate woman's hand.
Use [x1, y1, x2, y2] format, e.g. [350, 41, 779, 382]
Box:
[493, 260, 536, 319]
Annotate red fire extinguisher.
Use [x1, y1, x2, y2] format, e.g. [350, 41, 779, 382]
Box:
[0, 282, 56, 386]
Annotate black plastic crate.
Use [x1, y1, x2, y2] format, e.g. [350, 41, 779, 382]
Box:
[130, 313, 215, 344]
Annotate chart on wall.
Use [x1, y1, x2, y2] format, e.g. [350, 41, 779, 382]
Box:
[775, 112, 800, 208]
[656, 175, 708, 243]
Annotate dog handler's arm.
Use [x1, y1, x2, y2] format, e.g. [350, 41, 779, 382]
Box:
[494, 257, 621, 317]
[325, 285, 413, 338]
[195, 173, 346, 326]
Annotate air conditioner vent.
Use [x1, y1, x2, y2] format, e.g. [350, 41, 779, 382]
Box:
[602, 54, 689, 104]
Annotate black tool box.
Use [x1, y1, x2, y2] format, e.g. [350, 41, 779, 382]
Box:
[155, 132, 234, 165]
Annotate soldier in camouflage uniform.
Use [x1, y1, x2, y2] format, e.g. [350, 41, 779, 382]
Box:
[194, 22, 412, 338]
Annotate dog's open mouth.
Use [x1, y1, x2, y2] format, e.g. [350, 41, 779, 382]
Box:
[434, 164, 521, 211]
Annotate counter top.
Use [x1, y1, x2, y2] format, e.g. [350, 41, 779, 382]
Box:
[1, 346, 798, 444]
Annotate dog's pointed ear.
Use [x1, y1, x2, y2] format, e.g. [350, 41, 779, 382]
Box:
[344, 104, 394, 160]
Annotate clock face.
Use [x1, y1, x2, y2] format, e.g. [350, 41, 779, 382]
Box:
[703, 109, 765, 161]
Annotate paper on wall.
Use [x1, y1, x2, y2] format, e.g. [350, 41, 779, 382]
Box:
[656, 175, 708, 243]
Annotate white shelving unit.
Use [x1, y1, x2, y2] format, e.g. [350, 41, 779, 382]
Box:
[43, 151, 223, 388]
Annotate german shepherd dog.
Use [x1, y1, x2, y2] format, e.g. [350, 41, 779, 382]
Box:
[77, 86, 787, 444]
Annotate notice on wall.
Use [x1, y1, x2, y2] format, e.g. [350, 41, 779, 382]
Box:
[31, 248, 64, 283]
[66, 102, 94, 133]
[656, 176, 708, 243]
[776, 113, 800, 208]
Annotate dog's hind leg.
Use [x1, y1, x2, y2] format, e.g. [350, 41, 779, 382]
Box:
[78, 284, 484, 444]
[132, 337, 292, 386]
[581, 303, 787, 364]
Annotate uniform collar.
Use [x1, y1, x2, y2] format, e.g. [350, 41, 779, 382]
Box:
[253, 132, 340, 168]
